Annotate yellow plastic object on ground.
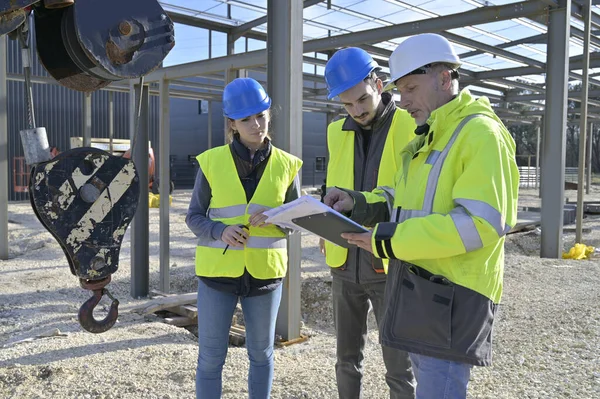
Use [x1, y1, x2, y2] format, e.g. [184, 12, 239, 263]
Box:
[562, 243, 596, 260]
[149, 193, 172, 208]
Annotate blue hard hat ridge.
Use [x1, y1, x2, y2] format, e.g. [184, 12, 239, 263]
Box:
[222, 78, 272, 120]
[325, 47, 379, 100]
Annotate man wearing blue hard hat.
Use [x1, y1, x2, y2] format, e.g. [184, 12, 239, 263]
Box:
[187, 77, 302, 399]
[321, 47, 416, 399]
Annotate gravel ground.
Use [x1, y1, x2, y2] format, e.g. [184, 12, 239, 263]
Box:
[1, 187, 599, 399]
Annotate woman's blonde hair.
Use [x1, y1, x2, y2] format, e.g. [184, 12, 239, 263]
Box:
[225, 109, 272, 143]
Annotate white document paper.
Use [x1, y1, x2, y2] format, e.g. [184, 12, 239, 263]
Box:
[264, 195, 365, 233]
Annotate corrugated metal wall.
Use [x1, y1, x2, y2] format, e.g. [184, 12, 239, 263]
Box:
[5, 25, 159, 201]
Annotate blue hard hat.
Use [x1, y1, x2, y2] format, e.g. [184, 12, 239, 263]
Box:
[325, 47, 379, 100]
[222, 78, 272, 120]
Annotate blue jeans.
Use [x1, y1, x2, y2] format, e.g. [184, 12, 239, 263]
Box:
[409, 353, 472, 399]
[196, 279, 282, 399]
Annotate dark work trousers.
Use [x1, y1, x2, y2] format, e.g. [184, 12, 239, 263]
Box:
[332, 277, 415, 399]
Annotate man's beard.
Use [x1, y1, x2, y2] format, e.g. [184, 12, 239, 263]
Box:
[353, 112, 374, 128]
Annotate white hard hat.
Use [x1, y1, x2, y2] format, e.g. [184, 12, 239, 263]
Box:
[383, 33, 462, 92]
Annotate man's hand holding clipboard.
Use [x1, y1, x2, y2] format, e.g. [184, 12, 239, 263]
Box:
[324, 187, 374, 254]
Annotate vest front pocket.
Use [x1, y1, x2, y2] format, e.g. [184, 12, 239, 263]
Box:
[389, 264, 454, 349]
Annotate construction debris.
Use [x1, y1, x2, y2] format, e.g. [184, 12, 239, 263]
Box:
[562, 243, 597, 260]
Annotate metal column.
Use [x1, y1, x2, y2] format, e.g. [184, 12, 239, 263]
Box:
[223, 34, 248, 142]
[576, 0, 591, 243]
[587, 122, 594, 194]
[109, 92, 114, 154]
[541, 1, 571, 258]
[159, 78, 171, 293]
[224, 34, 236, 142]
[82, 93, 92, 147]
[207, 101, 212, 149]
[0, 36, 8, 260]
[130, 84, 150, 298]
[535, 122, 541, 191]
[267, 0, 304, 340]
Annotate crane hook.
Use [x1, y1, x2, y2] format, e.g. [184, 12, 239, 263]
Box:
[78, 277, 119, 333]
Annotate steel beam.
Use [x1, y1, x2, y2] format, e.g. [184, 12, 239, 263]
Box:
[130, 83, 150, 298]
[442, 32, 546, 69]
[159, 78, 171, 293]
[570, 25, 600, 50]
[506, 89, 600, 102]
[571, 0, 600, 29]
[541, 1, 571, 259]
[523, 108, 600, 118]
[475, 52, 600, 81]
[303, 0, 552, 52]
[267, 0, 304, 341]
[444, 31, 598, 84]
[231, 0, 323, 40]
[460, 34, 548, 59]
[0, 36, 8, 260]
[144, 50, 267, 83]
[166, 11, 266, 43]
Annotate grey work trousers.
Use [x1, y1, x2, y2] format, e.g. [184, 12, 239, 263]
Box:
[332, 277, 415, 399]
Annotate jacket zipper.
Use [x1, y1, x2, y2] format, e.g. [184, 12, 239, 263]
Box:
[356, 131, 373, 284]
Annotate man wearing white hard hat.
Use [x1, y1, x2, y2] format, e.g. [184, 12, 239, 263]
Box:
[324, 33, 520, 398]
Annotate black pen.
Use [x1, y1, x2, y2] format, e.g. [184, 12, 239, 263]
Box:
[222, 224, 250, 255]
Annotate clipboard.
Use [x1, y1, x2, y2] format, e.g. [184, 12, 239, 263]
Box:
[292, 212, 368, 248]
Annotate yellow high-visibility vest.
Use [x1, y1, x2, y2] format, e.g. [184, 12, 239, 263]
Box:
[195, 145, 302, 279]
[325, 108, 415, 268]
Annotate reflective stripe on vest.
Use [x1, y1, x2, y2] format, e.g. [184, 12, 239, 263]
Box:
[197, 236, 287, 250]
[398, 114, 513, 252]
[207, 204, 271, 219]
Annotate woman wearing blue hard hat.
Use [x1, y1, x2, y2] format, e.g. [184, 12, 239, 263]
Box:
[186, 77, 302, 399]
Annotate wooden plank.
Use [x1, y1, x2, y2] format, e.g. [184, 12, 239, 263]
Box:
[563, 227, 592, 233]
[276, 334, 309, 347]
[163, 316, 196, 327]
[129, 293, 197, 315]
[149, 290, 198, 319]
[169, 304, 197, 319]
[229, 330, 245, 346]
[230, 325, 246, 335]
